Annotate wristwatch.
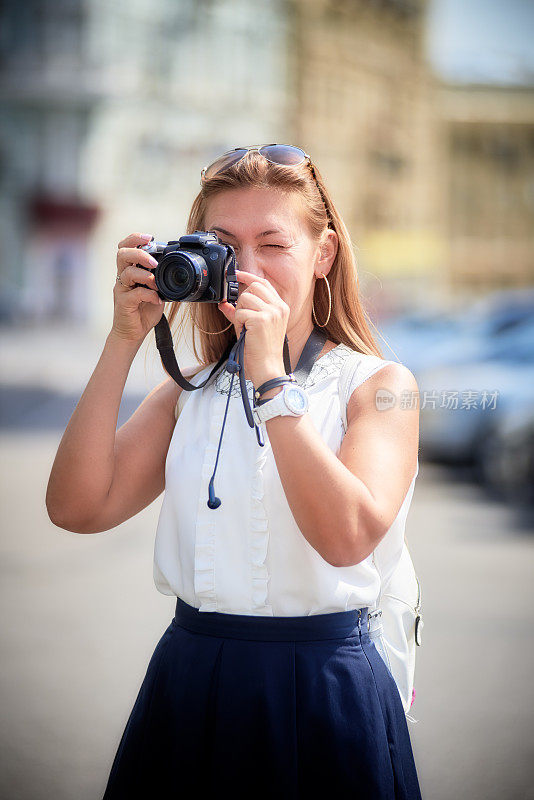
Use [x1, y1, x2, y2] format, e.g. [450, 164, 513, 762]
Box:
[252, 383, 309, 427]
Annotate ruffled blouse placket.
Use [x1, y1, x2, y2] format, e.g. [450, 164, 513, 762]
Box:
[193, 374, 276, 615]
[193, 386, 228, 612]
[249, 431, 274, 615]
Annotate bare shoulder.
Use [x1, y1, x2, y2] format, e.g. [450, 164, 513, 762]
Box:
[346, 360, 419, 425]
[338, 360, 420, 549]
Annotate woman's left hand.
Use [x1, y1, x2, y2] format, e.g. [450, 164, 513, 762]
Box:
[218, 269, 289, 387]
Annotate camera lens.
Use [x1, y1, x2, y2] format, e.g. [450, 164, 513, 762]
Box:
[155, 251, 209, 301]
[169, 265, 190, 288]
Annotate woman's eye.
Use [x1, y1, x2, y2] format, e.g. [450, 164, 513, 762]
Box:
[219, 242, 284, 250]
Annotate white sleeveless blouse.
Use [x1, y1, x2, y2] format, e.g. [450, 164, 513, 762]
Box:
[153, 343, 418, 616]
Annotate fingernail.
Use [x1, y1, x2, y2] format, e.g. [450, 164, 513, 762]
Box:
[148, 256, 158, 267]
[141, 233, 153, 241]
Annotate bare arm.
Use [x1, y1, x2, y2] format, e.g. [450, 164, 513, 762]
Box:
[46, 229, 201, 533]
[46, 334, 188, 533]
[46, 342, 203, 534]
[262, 362, 420, 567]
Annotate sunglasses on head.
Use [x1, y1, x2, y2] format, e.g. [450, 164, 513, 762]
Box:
[200, 144, 331, 221]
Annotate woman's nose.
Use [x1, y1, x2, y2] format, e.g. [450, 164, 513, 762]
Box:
[235, 248, 264, 278]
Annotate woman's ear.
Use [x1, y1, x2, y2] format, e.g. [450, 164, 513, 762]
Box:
[316, 229, 338, 277]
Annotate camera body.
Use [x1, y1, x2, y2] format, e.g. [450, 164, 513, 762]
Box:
[137, 230, 239, 304]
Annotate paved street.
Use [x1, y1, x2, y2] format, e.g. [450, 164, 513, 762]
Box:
[1, 325, 533, 799]
[2, 438, 533, 799]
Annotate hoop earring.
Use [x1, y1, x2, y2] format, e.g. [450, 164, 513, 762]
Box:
[312, 273, 331, 328]
[194, 320, 234, 334]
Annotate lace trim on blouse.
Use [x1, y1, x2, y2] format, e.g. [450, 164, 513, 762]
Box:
[212, 343, 354, 397]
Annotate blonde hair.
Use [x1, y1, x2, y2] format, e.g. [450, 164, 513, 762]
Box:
[166, 150, 384, 366]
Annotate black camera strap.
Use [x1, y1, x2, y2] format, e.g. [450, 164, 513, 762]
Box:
[153, 312, 327, 509]
[154, 314, 235, 391]
[154, 313, 295, 393]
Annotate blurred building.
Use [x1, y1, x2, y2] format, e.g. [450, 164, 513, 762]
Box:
[438, 82, 534, 294]
[290, 0, 446, 313]
[0, 0, 102, 325]
[0, 0, 290, 332]
[0, 0, 532, 333]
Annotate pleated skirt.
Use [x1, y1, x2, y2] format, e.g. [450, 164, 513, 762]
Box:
[102, 596, 422, 799]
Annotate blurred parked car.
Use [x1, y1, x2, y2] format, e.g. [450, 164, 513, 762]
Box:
[478, 401, 534, 507]
[381, 289, 534, 506]
[417, 316, 534, 498]
[380, 288, 534, 374]
[418, 359, 534, 462]
[379, 309, 464, 373]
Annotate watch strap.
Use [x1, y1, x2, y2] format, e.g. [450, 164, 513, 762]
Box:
[252, 383, 309, 425]
[256, 386, 285, 406]
[254, 374, 296, 401]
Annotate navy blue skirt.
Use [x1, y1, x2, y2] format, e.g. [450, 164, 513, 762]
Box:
[102, 597, 422, 799]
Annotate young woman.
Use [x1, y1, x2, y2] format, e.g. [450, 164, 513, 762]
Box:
[46, 145, 422, 798]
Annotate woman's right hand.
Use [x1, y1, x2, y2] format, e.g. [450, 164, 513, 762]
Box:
[111, 232, 165, 344]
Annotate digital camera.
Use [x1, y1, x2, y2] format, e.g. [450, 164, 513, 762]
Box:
[137, 230, 239, 304]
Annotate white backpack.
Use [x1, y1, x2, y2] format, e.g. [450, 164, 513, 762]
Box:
[338, 353, 423, 722]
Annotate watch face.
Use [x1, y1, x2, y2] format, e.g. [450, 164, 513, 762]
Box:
[286, 387, 308, 414]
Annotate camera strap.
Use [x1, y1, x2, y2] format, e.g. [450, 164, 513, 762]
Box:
[154, 313, 235, 390]
[153, 313, 295, 392]
[152, 312, 327, 509]
[207, 323, 327, 509]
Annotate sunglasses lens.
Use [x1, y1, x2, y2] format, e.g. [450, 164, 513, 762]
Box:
[259, 144, 306, 166]
[203, 149, 248, 180]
